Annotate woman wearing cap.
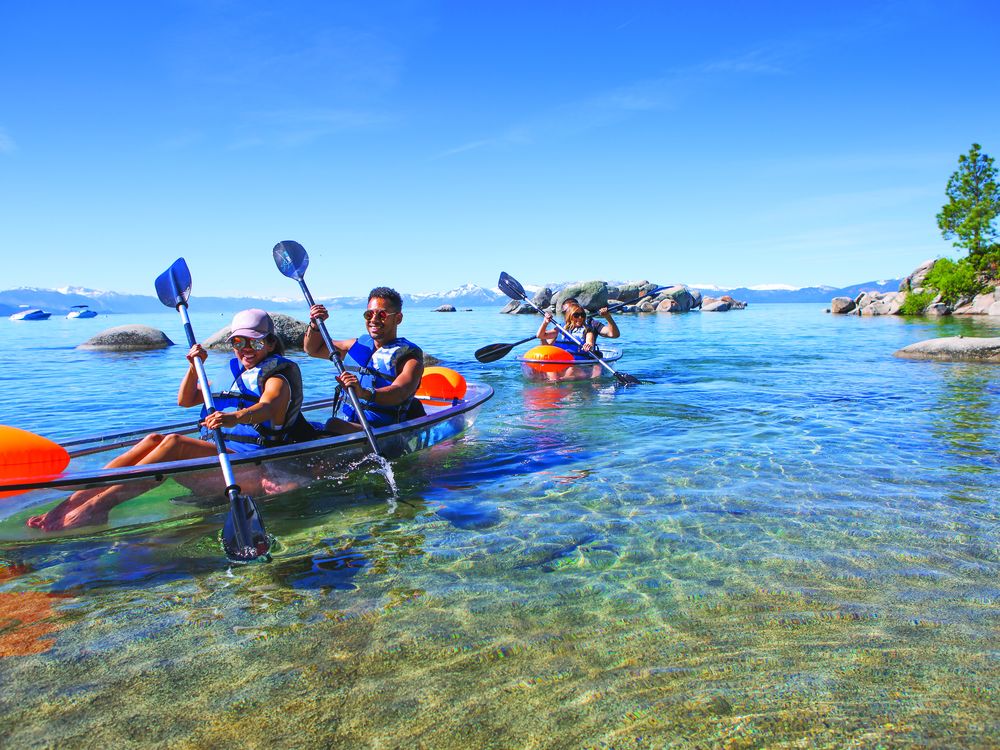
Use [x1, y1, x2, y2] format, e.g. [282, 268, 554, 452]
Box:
[27, 309, 305, 531]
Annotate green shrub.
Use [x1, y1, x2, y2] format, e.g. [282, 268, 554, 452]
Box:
[924, 257, 986, 305]
[900, 290, 936, 315]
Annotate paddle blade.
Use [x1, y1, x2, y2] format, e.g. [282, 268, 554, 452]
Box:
[497, 272, 527, 301]
[154, 258, 192, 309]
[474, 342, 515, 363]
[273, 240, 308, 280]
[221, 495, 272, 563]
[615, 372, 643, 386]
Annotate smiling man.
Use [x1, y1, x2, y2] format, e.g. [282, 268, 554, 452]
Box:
[305, 287, 425, 434]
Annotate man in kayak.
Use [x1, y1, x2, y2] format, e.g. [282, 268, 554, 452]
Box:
[305, 287, 425, 434]
[27, 310, 303, 531]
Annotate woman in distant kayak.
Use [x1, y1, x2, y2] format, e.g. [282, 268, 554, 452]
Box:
[536, 302, 603, 354]
[27, 309, 304, 531]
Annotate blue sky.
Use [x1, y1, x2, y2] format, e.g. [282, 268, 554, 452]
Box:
[2, 1, 997, 297]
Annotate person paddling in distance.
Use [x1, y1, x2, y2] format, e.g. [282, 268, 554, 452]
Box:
[27, 309, 304, 531]
[305, 287, 425, 435]
[560, 296, 621, 341]
[537, 302, 604, 354]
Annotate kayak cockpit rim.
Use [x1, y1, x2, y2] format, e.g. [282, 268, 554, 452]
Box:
[0, 383, 493, 494]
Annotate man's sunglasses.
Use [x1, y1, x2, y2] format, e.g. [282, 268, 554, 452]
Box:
[230, 336, 267, 351]
[363, 309, 399, 322]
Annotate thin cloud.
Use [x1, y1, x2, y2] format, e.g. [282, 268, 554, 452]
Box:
[436, 49, 786, 158]
[0, 128, 15, 154]
[229, 108, 395, 149]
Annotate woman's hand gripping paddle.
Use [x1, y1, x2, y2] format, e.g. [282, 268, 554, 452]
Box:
[497, 272, 642, 386]
[271, 241, 385, 462]
[154, 258, 271, 563]
[475, 285, 668, 364]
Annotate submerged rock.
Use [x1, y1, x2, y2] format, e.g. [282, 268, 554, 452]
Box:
[79, 325, 173, 351]
[894, 336, 1000, 362]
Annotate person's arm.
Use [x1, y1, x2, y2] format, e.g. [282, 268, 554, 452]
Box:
[336, 357, 424, 406]
[536, 312, 556, 344]
[581, 329, 597, 352]
[178, 344, 207, 407]
[304, 303, 353, 359]
[203, 376, 291, 431]
[596, 307, 620, 339]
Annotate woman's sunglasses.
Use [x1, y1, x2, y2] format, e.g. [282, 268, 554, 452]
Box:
[363, 309, 399, 323]
[230, 336, 266, 351]
[570, 311, 586, 319]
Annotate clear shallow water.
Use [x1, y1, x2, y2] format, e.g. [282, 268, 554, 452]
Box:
[0, 305, 998, 748]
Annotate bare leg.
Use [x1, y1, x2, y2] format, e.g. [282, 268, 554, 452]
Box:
[323, 417, 363, 435]
[28, 433, 219, 531]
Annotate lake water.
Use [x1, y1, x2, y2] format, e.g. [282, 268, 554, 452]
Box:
[0, 304, 998, 748]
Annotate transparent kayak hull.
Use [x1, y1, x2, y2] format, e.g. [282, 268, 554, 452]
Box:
[0, 383, 493, 540]
[516, 347, 622, 382]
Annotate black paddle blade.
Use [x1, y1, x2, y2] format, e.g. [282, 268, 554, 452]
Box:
[498, 272, 527, 301]
[221, 495, 272, 563]
[154, 258, 192, 309]
[273, 240, 308, 280]
[475, 342, 515, 363]
[615, 372, 643, 386]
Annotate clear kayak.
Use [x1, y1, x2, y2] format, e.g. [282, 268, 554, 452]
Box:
[516, 345, 623, 383]
[0, 382, 493, 541]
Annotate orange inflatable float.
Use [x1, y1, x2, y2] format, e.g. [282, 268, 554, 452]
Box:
[0, 426, 70, 499]
[520, 345, 577, 373]
[415, 366, 467, 402]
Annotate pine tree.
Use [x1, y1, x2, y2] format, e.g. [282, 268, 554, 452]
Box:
[936, 143, 999, 274]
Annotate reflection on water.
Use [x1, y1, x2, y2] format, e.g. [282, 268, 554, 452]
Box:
[1, 306, 998, 747]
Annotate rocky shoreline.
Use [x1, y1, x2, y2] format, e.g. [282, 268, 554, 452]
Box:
[830, 259, 1000, 317]
[500, 280, 747, 315]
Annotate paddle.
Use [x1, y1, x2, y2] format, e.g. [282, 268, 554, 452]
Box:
[154, 258, 271, 563]
[497, 272, 642, 386]
[474, 285, 669, 364]
[271, 240, 383, 460]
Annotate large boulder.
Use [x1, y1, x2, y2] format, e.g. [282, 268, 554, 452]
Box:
[701, 297, 732, 312]
[899, 259, 936, 293]
[79, 325, 173, 351]
[952, 290, 999, 315]
[434, 305, 457, 312]
[895, 336, 1000, 361]
[830, 296, 856, 314]
[658, 285, 700, 313]
[553, 281, 608, 312]
[204, 312, 308, 351]
[608, 281, 658, 305]
[531, 287, 553, 308]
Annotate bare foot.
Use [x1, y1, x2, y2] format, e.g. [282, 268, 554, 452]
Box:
[28, 498, 111, 531]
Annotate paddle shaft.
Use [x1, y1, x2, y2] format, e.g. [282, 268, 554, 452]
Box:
[175, 303, 253, 549]
[587, 285, 667, 323]
[297, 279, 382, 456]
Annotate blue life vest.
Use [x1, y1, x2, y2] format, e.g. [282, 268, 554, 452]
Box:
[202, 355, 305, 452]
[337, 335, 423, 428]
[554, 322, 600, 356]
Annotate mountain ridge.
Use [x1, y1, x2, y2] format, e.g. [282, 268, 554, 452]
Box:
[1, 279, 902, 316]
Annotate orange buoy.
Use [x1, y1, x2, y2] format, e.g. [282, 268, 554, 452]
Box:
[0, 426, 70, 499]
[521, 345, 576, 372]
[415, 366, 467, 401]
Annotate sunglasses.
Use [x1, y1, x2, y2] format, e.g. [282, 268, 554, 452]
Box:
[363, 309, 399, 323]
[570, 311, 586, 319]
[230, 336, 267, 351]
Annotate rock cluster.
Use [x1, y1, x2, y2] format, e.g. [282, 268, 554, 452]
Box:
[501, 280, 744, 315]
[831, 258, 1000, 316]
